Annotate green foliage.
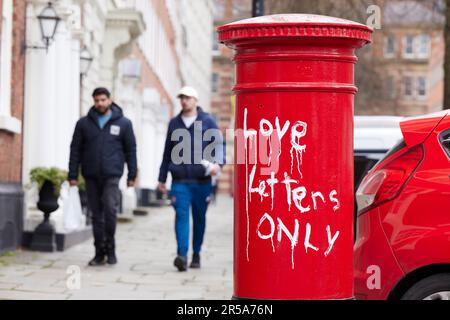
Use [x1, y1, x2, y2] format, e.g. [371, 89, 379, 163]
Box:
[29, 167, 67, 197]
[0, 251, 15, 258]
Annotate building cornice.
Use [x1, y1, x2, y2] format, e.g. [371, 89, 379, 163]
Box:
[106, 8, 146, 39]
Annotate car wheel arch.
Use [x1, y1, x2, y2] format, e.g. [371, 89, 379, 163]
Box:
[388, 263, 450, 300]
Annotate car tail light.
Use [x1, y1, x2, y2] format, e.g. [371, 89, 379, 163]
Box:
[356, 146, 424, 215]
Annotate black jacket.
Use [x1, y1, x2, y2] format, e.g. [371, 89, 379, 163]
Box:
[158, 107, 225, 184]
[69, 103, 138, 181]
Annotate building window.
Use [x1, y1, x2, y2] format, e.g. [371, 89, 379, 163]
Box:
[417, 76, 427, 97]
[0, 0, 13, 117]
[212, 73, 220, 93]
[403, 33, 430, 59]
[402, 76, 428, 99]
[384, 35, 395, 58]
[403, 76, 413, 97]
[120, 59, 142, 79]
[403, 34, 414, 58]
[0, 0, 20, 134]
[418, 34, 430, 58]
[212, 31, 219, 55]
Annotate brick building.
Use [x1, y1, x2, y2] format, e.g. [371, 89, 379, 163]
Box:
[0, 0, 26, 254]
[1, 0, 215, 253]
[358, 0, 445, 116]
[211, 0, 251, 194]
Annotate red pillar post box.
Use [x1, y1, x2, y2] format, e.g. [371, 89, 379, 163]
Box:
[218, 14, 373, 300]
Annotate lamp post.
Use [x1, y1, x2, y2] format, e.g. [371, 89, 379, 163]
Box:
[80, 47, 93, 76]
[79, 47, 93, 116]
[252, 0, 264, 17]
[24, 2, 61, 52]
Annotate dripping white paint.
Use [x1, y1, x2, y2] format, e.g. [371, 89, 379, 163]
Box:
[241, 106, 345, 270]
[240, 107, 307, 176]
[256, 213, 341, 270]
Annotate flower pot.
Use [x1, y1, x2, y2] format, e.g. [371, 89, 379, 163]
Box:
[30, 180, 59, 252]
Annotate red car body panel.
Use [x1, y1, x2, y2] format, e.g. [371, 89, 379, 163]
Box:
[354, 112, 450, 300]
[354, 206, 405, 300]
[400, 111, 447, 148]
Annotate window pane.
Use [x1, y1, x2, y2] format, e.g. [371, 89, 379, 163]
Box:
[419, 34, 429, 56]
[417, 76, 427, 96]
[385, 35, 395, 56]
[405, 35, 414, 54]
[212, 73, 220, 93]
[404, 77, 413, 96]
[212, 31, 219, 52]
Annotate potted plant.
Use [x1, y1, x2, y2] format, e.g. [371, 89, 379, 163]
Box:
[28, 167, 67, 252]
[29, 167, 67, 198]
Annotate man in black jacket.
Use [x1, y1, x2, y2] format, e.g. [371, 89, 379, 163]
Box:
[68, 87, 138, 266]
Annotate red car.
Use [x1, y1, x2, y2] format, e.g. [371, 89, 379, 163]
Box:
[354, 111, 450, 300]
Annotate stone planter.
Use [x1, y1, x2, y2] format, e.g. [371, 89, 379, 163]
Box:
[30, 180, 59, 252]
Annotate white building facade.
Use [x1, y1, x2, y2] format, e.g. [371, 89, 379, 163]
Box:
[172, 0, 214, 112]
[21, 0, 215, 238]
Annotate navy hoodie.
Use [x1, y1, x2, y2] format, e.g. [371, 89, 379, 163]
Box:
[158, 107, 225, 184]
[69, 103, 138, 181]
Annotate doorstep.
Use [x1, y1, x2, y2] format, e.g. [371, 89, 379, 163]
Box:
[21, 225, 92, 252]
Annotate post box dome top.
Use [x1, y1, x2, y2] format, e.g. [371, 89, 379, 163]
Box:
[218, 14, 373, 45]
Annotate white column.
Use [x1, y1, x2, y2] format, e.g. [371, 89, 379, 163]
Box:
[22, 1, 82, 233]
[138, 88, 163, 189]
[54, 24, 81, 170]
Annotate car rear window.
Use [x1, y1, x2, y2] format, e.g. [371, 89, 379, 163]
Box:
[440, 130, 450, 157]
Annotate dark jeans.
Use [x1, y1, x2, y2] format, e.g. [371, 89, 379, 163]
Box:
[169, 182, 213, 257]
[85, 177, 121, 249]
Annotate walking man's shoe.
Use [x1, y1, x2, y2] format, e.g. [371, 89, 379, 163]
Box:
[107, 253, 117, 265]
[174, 255, 188, 272]
[190, 253, 201, 269]
[106, 244, 117, 265]
[88, 247, 106, 266]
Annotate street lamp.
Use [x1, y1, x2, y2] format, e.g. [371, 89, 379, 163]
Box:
[252, 0, 265, 17]
[24, 2, 61, 51]
[80, 47, 93, 76]
[38, 2, 61, 48]
[79, 47, 93, 116]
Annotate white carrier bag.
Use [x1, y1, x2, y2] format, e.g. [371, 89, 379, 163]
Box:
[63, 184, 84, 231]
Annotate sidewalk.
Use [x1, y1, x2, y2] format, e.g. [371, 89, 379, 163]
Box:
[0, 195, 233, 300]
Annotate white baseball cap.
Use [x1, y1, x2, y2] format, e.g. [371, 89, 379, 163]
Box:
[177, 86, 199, 100]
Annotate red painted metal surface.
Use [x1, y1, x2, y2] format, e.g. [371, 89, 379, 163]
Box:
[400, 111, 447, 148]
[354, 112, 450, 299]
[218, 14, 372, 300]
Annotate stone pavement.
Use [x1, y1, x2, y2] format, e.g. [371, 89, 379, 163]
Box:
[0, 195, 233, 300]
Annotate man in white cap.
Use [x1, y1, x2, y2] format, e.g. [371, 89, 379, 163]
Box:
[158, 86, 225, 271]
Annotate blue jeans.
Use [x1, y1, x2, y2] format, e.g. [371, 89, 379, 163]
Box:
[170, 182, 213, 257]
